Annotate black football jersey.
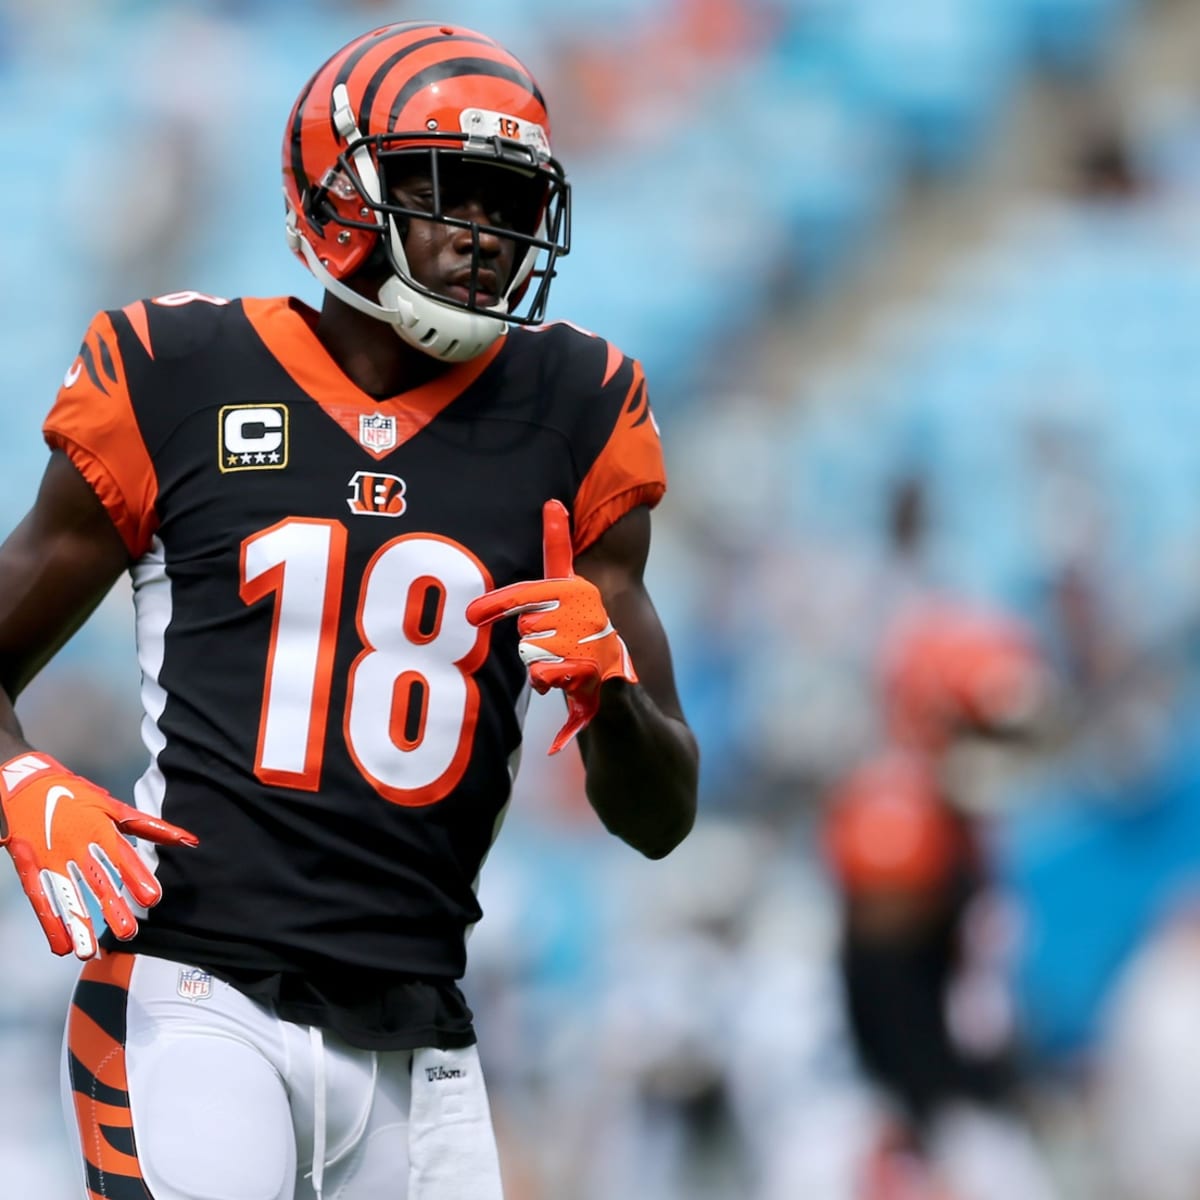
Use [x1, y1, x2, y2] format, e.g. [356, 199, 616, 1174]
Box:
[43, 293, 665, 1010]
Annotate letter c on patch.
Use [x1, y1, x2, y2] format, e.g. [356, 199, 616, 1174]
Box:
[225, 407, 283, 453]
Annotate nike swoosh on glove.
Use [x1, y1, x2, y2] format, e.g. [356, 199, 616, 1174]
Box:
[466, 499, 637, 755]
[0, 751, 199, 959]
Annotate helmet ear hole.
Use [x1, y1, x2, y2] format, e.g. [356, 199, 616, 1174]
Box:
[305, 188, 335, 229]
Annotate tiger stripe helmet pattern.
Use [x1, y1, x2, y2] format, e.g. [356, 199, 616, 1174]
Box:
[282, 22, 571, 362]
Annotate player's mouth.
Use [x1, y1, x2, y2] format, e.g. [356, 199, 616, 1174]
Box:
[445, 272, 500, 308]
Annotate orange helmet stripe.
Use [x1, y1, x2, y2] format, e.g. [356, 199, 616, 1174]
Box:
[291, 26, 542, 201]
[384, 57, 544, 129]
[288, 24, 460, 198]
[353, 35, 503, 131]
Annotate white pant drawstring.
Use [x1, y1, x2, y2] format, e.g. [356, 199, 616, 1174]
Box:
[325, 1049, 379, 1171]
[308, 1025, 328, 1200]
[305, 1027, 379, 1198]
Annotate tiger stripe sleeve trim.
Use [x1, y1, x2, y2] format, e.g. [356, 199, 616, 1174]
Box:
[572, 356, 667, 553]
[42, 310, 160, 559]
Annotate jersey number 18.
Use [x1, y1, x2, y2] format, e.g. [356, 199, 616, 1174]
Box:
[240, 518, 491, 807]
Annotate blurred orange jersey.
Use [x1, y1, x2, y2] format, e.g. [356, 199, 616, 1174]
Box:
[821, 751, 970, 898]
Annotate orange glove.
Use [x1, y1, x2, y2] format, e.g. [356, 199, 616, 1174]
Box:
[466, 499, 637, 754]
[0, 751, 198, 959]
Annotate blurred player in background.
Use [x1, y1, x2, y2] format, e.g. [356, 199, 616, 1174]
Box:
[0, 20, 697, 1200]
[821, 605, 1060, 1200]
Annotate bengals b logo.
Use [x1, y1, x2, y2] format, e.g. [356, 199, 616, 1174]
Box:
[347, 471, 407, 517]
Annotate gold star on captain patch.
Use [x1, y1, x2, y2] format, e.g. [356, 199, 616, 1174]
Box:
[227, 454, 238, 466]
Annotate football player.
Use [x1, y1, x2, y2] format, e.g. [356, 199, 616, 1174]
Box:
[0, 22, 698, 1200]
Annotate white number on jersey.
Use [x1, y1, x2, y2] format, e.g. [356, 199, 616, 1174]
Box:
[240, 520, 490, 806]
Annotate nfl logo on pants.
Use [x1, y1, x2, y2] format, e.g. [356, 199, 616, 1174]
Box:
[177, 967, 213, 1002]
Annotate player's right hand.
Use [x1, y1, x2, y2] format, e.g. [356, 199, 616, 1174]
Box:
[466, 500, 638, 755]
[0, 751, 198, 959]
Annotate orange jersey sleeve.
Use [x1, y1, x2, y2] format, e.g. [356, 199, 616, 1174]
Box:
[42, 308, 159, 558]
[572, 354, 667, 553]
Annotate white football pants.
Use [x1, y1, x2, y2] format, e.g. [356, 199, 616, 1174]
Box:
[59, 950, 504, 1199]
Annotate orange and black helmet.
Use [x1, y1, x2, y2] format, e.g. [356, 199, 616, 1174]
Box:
[879, 602, 1047, 756]
[282, 22, 571, 361]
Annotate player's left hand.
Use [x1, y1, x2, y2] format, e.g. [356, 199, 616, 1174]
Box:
[466, 499, 637, 754]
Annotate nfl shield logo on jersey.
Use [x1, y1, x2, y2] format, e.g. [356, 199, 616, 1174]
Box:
[359, 412, 397, 453]
[177, 967, 213, 1002]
